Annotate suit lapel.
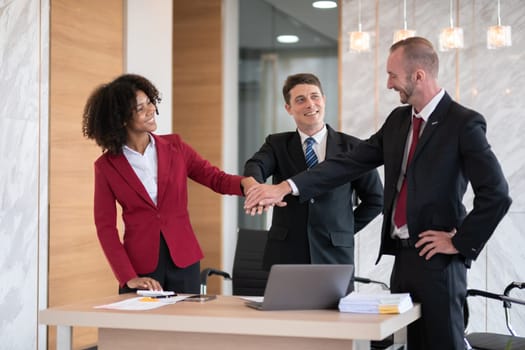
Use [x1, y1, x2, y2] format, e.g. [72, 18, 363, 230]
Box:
[393, 108, 413, 172]
[412, 93, 452, 161]
[107, 148, 157, 209]
[289, 132, 308, 171]
[155, 135, 172, 207]
[325, 125, 342, 157]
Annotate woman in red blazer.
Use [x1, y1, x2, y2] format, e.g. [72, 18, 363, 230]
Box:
[82, 74, 254, 294]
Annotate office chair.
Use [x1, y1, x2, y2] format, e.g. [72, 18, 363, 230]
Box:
[464, 281, 525, 350]
[230, 228, 270, 295]
[200, 228, 269, 296]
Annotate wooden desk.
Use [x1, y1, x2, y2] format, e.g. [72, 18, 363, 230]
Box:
[39, 295, 420, 350]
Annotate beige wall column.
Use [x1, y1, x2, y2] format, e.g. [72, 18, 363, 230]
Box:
[173, 1, 225, 294]
[49, 0, 124, 347]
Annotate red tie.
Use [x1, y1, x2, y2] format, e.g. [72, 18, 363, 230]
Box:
[394, 116, 423, 228]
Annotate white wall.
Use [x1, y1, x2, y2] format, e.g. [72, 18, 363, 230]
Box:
[126, 0, 173, 134]
[0, 1, 49, 349]
[221, 0, 240, 295]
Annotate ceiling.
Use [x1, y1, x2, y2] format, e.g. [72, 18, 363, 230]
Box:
[239, 0, 339, 50]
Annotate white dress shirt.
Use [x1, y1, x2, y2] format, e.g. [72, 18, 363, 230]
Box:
[123, 133, 158, 205]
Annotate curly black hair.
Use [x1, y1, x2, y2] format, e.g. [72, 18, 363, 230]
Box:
[82, 74, 162, 154]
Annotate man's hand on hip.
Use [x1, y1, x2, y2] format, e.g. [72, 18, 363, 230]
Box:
[415, 229, 458, 260]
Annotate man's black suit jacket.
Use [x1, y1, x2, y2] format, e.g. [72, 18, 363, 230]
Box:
[292, 93, 511, 268]
[244, 124, 383, 270]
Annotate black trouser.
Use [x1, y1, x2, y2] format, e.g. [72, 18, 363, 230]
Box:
[390, 246, 467, 350]
[119, 234, 201, 294]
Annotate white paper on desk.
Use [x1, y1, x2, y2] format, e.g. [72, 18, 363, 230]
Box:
[338, 292, 413, 314]
[94, 296, 188, 311]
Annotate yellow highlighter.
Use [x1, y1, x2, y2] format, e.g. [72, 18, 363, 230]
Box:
[139, 297, 159, 302]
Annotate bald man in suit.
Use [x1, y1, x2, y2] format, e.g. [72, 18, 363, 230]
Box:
[245, 38, 511, 349]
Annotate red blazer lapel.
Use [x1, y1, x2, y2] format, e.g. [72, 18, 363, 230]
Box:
[153, 134, 173, 207]
[106, 152, 157, 208]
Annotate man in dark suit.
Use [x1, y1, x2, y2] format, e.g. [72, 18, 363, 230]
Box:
[244, 73, 383, 270]
[244, 38, 511, 349]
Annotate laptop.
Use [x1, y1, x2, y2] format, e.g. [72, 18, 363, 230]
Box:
[244, 264, 354, 311]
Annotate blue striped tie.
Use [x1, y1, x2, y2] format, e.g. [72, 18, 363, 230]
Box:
[304, 137, 318, 168]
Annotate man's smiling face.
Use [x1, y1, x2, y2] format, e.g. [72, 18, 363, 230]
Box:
[285, 83, 326, 135]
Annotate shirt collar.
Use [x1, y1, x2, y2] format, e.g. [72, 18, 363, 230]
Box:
[123, 133, 155, 155]
[297, 124, 327, 145]
[412, 88, 445, 122]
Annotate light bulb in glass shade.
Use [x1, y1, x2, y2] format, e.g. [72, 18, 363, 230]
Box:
[349, 31, 370, 52]
[439, 27, 464, 51]
[487, 25, 512, 49]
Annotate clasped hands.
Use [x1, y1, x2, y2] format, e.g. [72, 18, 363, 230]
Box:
[243, 180, 291, 216]
[242, 178, 459, 259]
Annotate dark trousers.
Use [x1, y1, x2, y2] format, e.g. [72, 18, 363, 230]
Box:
[119, 234, 201, 294]
[390, 246, 467, 350]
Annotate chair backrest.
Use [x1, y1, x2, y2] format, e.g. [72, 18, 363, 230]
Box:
[232, 228, 269, 296]
[463, 282, 525, 350]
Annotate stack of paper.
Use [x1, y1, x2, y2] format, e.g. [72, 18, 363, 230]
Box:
[338, 292, 413, 314]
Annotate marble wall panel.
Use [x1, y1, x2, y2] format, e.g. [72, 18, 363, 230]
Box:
[0, 0, 47, 349]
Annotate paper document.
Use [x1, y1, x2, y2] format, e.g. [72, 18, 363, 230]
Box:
[94, 295, 188, 311]
[338, 292, 413, 314]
